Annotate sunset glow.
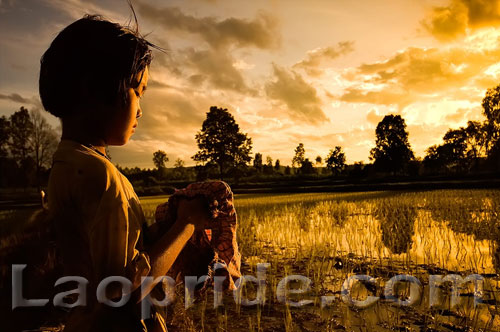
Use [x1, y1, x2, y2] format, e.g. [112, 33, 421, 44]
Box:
[1, 0, 500, 168]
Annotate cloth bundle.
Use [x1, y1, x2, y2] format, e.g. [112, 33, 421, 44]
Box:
[152, 180, 241, 290]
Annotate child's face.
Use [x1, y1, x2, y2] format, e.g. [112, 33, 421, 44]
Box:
[105, 67, 149, 145]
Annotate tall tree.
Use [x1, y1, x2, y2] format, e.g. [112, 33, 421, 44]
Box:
[325, 146, 346, 175]
[0, 116, 9, 158]
[193, 106, 252, 179]
[370, 114, 414, 174]
[274, 159, 280, 171]
[482, 84, 500, 153]
[299, 158, 315, 174]
[253, 152, 263, 172]
[9, 106, 33, 166]
[463, 121, 488, 168]
[424, 127, 473, 173]
[266, 156, 273, 167]
[153, 150, 168, 169]
[292, 143, 305, 168]
[30, 109, 58, 188]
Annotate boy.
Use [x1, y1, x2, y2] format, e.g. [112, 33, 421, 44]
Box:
[40, 14, 209, 331]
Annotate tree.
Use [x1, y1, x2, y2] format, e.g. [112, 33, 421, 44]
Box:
[30, 109, 58, 189]
[193, 106, 252, 179]
[442, 128, 469, 171]
[9, 106, 33, 166]
[266, 155, 273, 167]
[174, 158, 185, 168]
[253, 152, 263, 172]
[482, 84, 500, 153]
[299, 158, 315, 174]
[464, 121, 488, 161]
[370, 114, 415, 174]
[153, 150, 168, 169]
[424, 128, 474, 172]
[0, 116, 9, 158]
[325, 146, 346, 175]
[172, 158, 186, 180]
[274, 159, 280, 171]
[292, 143, 305, 168]
[315, 155, 322, 166]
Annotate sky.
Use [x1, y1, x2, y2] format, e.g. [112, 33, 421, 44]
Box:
[1, 0, 500, 169]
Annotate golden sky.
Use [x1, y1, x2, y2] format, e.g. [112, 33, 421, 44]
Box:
[1, 0, 500, 168]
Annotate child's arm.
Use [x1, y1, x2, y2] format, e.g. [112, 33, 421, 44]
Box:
[134, 197, 210, 301]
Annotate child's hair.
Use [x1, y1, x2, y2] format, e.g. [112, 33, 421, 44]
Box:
[39, 14, 154, 118]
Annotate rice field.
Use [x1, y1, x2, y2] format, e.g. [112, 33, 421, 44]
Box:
[139, 189, 500, 331]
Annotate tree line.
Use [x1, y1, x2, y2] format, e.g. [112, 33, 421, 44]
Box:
[2, 83, 499, 191]
[169, 84, 500, 181]
[0, 107, 59, 189]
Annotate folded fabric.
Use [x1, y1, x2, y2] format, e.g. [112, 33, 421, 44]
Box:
[153, 180, 241, 290]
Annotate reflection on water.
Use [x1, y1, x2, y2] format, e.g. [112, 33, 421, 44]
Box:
[235, 190, 500, 331]
[374, 201, 416, 255]
[237, 191, 500, 274]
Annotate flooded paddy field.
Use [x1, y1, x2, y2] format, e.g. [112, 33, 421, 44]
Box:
[140, 189, 500, 331]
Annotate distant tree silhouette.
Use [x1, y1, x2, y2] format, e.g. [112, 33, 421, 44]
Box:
[153, 150, 168, 178]
[299, 158, 315, 174]
[482, 84, 500, 152]
[370, 115, 414, 174]
[193, 106, 252, 179]
[315, 155, 322, 166]
[263, 155, 273, 174]
[30, 109, 58, 189]
[0, 116, 9, 158]
[173, 158, 186, 180]
[325, 146, 346, 175]
[9, 107, 33, 166]
[253, 152, 263, 172]
[424, 124, 484, 173]
[292, 143, 305, 168]
[481, 85, 500, 169]
[9, 107, 36, 188]
[464, 121, 488, 167]
[274, 159, 280, 171]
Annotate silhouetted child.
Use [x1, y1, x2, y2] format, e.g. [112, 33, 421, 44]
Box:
[40, 14, 210, 332]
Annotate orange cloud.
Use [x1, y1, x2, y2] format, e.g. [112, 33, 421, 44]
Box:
[293, 41, 354, 77]
[422, 0, 500, 41]
[341, 44, 500, 106]
[137, 2, 280, 50]
[266, 65, 328, 125]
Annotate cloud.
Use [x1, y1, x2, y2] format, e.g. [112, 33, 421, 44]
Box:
[0, 92, 42, 108]
[265, 65, 329, 125]
[340, 44, 500, 107]
[422, 0, 500, 41]
[137, 2, 280, 50]
[181, 47, 255, 94]
[293, 41, 354, 77]
[341, 88, 413, 108]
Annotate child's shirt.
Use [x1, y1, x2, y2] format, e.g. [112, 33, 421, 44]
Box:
[48, 139, 151, 330]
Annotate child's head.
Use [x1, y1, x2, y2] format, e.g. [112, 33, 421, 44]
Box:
[39, 14, 153, 125]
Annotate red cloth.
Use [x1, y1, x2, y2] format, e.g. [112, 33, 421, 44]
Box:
[154, 180, 241, 289]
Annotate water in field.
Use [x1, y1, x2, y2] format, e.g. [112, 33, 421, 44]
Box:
[139, 189, 500, 331]
[230, 190, 500, 331]
[3, 190, 498, 331]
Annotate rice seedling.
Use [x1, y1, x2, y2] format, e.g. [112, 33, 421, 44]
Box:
[138, 189, 500, 331]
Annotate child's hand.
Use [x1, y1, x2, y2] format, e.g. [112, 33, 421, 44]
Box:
[176, 197, 211, 231]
